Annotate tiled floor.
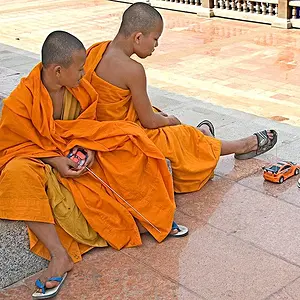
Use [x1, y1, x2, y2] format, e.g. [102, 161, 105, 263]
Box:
[1, 0, 300, 125]
[1, 1, 300, 299]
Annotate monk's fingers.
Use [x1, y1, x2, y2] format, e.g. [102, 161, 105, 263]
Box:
[87, 160, 94, 169]
[64, 169, 84, 178]
[85, 156, 95, 169]
[71, 145, 79, 153]
[67, 158, 79, 169]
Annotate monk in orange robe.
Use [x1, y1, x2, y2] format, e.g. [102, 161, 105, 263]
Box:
[84, 3, 277, 193]
[0, 31, 183, 298]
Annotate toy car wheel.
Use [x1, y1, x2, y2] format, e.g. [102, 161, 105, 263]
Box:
[295, 168, 299, 175]
[279, 176, 284, 184]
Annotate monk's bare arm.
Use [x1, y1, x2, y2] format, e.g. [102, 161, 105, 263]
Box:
[126, 62, 180, 129]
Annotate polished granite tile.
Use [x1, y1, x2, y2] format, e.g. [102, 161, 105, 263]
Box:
[122, 219, 300, 300]
[175, 175, 234, 222]
[215, 155, 268, 181]
[238, 169, 300, 207]
[0, 247, 204, 300]
[208, 182, 300, 265]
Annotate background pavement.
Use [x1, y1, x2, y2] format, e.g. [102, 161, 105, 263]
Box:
[0, 1, 300, 299]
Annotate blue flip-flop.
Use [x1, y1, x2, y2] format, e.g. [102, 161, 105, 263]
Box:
[32, 273, 67, 299]
[169, 221, 189, 238]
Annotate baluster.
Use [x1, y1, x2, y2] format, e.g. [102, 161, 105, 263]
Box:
[262, 2, 266, 14]
[232, 0, 236, 10]
[237, 0, 242, 11]
[185, 0, 189, 4]
[256, 1, 260, 13]
[275, 4, 278, 16]
[196, 0, 201, 5]
[269, 3, 273, 15]
[292, 6, 296, 18]
[214, 0, 218, 7]
[250, 1, 254, 13]
[243, 0, 247, 12]
[221, 0, 225, 9]
[226, 0, 230, 9]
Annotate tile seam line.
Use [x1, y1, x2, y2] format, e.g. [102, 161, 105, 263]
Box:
[120, 250, 208, 300]
[262, 274, 300, 300]
[207, 222, 300, 270]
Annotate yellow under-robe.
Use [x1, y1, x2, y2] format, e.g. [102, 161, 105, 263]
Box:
[0, 63, 176, 262]
[85, 41, 222, 193]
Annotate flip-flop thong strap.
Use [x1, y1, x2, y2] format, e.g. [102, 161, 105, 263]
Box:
[35, 276, 63, 294]
[172, 221, 180, 231]
[35, 279, 46, 294]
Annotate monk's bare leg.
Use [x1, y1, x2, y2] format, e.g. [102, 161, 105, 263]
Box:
[26, 221, 74, 290]
[220, 131, 274, 156]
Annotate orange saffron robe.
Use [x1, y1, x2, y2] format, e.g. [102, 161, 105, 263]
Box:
[0, 64, 175, 261]
[85, 41, 222, 193]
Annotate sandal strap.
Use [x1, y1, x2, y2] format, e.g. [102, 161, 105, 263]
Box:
[172, 221, 180, 231]
[35, 276, 63, 294]
[48, 276, 63, 282]
[196, 120, 215, 137]
[35, 279, 46, 294]
[254, 130, 277, 155]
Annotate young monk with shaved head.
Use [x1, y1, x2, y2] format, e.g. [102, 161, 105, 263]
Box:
[0, 30, 187, 299]
[85, 2, 278, 194]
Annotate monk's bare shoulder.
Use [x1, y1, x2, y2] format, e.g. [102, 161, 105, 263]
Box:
[124, 58, 146, 88]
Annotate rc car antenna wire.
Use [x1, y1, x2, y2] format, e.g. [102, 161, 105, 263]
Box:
[85, 166, 162, 234]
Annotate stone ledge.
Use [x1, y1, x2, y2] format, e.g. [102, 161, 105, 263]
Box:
[0, 220, 48, 289]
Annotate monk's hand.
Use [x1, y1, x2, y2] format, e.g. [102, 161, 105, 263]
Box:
[45, 156, 86, 178]
[83, 149, 96, 169]
[167, 115, 181, 126]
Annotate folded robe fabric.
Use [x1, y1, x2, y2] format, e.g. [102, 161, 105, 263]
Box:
[0, 63, 176, 261]
[85, 41, 222, 193]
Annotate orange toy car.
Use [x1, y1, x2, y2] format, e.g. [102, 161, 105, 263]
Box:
[263, 161, 300, 184]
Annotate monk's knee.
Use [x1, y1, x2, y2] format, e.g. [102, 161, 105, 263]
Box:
[2, 157, 45, 178]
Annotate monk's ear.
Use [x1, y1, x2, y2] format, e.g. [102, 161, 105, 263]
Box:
[134, 32, 143, 45]
[54, 65, 62, 78]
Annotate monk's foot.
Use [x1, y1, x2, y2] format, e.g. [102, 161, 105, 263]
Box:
[170, 228, 179, 235]
[36, 249, 73, 292]
[237, 130, 274, 154]
[198, 124, 213, 137]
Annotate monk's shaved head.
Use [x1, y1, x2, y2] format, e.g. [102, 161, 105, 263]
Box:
[119, 2, 163, 37]
[42, 30, 85, 68]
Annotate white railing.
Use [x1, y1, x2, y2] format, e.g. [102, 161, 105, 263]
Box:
[290, 0, 300, 18]
[213, 0, 278, 24]
[159, 0, 202, 5]
[214, 0, 278, 16]
[112, 0, 295, 28]
[289, 1, 300, 27]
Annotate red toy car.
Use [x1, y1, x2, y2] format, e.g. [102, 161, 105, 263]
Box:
[67, 148, 88, 168]
[263, 161, 300, 184]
